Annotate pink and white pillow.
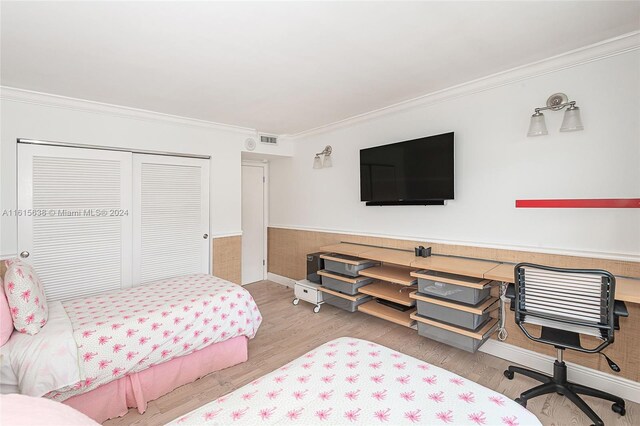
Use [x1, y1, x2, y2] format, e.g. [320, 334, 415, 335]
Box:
[0, 276, 14, 345]
[3, 259, 48, 335]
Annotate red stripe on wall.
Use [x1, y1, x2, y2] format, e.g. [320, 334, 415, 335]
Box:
[515, 199, 640, 208]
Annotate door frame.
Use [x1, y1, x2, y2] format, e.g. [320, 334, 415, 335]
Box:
[241, 160, 269, 283]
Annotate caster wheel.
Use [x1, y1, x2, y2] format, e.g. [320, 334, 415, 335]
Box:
[504, 370, 514, 380]
[515, 398, 526, 407]
[313, 305, 321, 313]
[612, 403, 626, 416]
[292, 298, 299, 305]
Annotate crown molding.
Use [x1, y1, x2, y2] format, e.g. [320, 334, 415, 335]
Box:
[0, 86, 259, 136]
[2, 32, 638, 139]
[286, 31, 640, 140]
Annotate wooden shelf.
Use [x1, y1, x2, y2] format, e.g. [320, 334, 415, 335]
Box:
[317, 270, 370, 284]
[410, 256, 499, 279]
[410, 270, 492, 289]
[358, 300, 416, 327]
[318, 286, 368, 302]
[410, 292, 498, 314]
[320, 243, 372, 257]
[320, 253, 373, 266]
[410, 313, 499, 340]
[484, 263, 516, 283]
[359, 264, 417, 286]
[359, 281, 416, 306]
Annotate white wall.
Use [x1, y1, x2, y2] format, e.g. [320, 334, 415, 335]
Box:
[269, 48, 640, 260]
[0, 88, 293, 257]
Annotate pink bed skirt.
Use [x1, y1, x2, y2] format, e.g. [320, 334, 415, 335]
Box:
[63, 336, 249, 423]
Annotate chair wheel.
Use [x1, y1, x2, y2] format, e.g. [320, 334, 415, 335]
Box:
[612, 403, 626, 416]
[515, 398, 526, 407]
[504, 370, 514, 380]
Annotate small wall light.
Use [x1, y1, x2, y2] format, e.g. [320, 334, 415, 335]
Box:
[527, 93, 583, 137]
[313, 145, 333, 169]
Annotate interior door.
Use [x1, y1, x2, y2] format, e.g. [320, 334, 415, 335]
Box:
[241, 164, 265, 285]
[17, 144, 133, 301]
[132, 154, 210, 286]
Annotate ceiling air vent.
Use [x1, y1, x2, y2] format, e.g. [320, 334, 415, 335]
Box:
[260, 135, 278, 145]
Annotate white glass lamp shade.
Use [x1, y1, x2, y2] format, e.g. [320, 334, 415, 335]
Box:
[322, 154, 332, 168]
[527, 111, 548, 137]
[560, 106, 584, 132]
[313, 155, 323, 169]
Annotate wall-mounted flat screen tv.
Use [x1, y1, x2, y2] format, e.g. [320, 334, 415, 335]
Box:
[360, 132, 454, 205]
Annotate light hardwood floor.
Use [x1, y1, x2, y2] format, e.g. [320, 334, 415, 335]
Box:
[105, 281, 638, 426]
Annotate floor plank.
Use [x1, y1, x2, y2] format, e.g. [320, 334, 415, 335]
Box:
[104, 280, 637, 426]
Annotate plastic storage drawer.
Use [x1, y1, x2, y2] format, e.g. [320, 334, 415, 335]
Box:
[320, 273, 373, 296]
[415, 316, 492, 353]
[416, 272, 490, 305]
[323, 292, 373, 312]
[321, 253, 377, 277]
[414, 295, 489, 330]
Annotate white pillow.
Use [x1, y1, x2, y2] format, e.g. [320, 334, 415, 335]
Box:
[3, 259, 48, 335]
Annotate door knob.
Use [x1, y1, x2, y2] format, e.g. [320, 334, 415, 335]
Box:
[20, 251, 30, 258]
[203, 234, 209, 239]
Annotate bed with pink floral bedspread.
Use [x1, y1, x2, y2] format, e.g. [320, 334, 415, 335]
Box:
[168, 337, 541, 426]
[2, 274, 261, 404]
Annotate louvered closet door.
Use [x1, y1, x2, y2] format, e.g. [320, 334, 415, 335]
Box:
[132, 154, 210, 286]
[17, 144, 133, 301]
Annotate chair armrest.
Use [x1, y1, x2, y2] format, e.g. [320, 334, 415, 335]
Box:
[505, 283, 516, 299]
[613, 301, 628, 331]
[614, 300, 628, 318]
[505, 283, 516, 311]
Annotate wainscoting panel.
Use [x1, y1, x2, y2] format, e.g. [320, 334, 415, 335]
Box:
[268, 226, 640, 279]
[212, 235, 242, 284]
[268, 226, 640, 381]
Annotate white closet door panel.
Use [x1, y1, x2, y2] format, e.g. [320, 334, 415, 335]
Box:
[133, 154, 210, 286]
[17, 144, 132, 302]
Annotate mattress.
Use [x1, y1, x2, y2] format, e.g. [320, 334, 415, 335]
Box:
[168, 337, 542, 425]
[1, 274, 262, 401]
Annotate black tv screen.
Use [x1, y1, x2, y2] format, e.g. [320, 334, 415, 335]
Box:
[360, 132, 454, 205]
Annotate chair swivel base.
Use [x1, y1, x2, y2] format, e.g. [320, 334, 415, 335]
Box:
[504, 361, 626, 426]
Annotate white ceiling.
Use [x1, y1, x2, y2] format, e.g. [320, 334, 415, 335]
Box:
[2, 2, 639, 135]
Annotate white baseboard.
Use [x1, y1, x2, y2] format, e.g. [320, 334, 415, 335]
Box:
[267, 272, 296, 288]
[480, 339, 640, 404]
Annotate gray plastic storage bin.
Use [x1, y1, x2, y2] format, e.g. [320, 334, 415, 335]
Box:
[415, 294, 489, 330]
[323, 254, 377, 277]
[321, 274, 373, 296]
[323, 293, 373, 312]
[416, 315, 491, 353]
[417, 273, 490, 305]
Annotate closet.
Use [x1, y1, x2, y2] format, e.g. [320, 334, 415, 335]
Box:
[16, 141, 210, 301]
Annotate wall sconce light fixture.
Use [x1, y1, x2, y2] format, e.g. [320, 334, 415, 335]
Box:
[527, 93, 584, 137]
[313, 145, 333, 169]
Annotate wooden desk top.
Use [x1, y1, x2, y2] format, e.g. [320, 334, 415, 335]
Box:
[484, 263, 516, 282]
[484, 264, 640, 304]
[359, 247, 417, 266]
[320, 243, 640, 304]
[411, 256, 500, 279]
[615, 277, 640, 304]
[319, 243, 372, 257]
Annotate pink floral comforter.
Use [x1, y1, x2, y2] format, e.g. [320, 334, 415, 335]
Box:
[46, 274, 262, 401]
[169, 337, 541, 426]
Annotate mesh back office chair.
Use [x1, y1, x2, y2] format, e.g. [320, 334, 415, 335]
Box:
[504, 263, 629, 426]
